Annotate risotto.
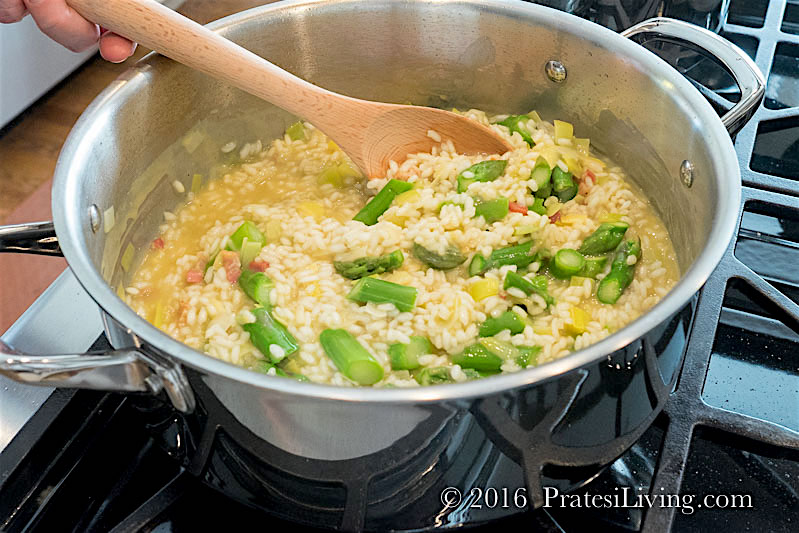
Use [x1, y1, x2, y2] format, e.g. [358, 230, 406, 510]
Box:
[125, 109, 678, 387]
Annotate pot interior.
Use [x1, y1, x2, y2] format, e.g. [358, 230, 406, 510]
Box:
[56, 0, 736, 363]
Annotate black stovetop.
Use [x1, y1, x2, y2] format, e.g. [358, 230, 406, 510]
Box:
[2, 0, 798, 531]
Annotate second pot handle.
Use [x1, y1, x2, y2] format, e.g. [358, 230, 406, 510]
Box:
[0, 221, 62, 255]
[622, 17, 765, 136]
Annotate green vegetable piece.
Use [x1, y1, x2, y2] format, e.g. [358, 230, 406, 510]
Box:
[478, 337, 519, 361]
[578, 222, 630, 255]
[286, 121, 305, 141]
[239, 240, 262, 267]
[597, 239, 642, 304]
[242, 307, 298, 363]
[489, 241, 537, 269]
[452, 343, 504, 372]
[516, 345, 541, 368]
[474, 197, 509, 224]
[551, 249, 586, 279]
[334, 250, 404, 279]
[353, 179, 413, 226]
[437, 200, 464, 212]
[320, 329, 384, 385]
[238, 269, 274, 308]
[552, 167, 577, 203]
[226, 221, 266, 252]
[347, 277, 417, 312]
[580, 255, 609, 278]
[456, 160, 508, 193]
[414, 367, 452, 386]
[496, 115, 535, 147]
[530, 197, 547, 215]
[479, 310, 526, 337]
[530, 156, 552, 198]
[412, 243, 467, 270]
[468, 254, 487, 276]
[503, 271, 554, 306]
[389, 336, 433, 370]
[252, 361, 309, 382]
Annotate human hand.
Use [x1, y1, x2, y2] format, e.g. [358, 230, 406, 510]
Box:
[0, 0, 136, 63]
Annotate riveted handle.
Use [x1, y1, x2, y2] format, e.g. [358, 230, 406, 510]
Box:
[0, 221, 61, 256]
[622, 17, 765, 136]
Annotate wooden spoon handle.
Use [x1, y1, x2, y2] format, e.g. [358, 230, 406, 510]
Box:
[67, 0, 344, 121]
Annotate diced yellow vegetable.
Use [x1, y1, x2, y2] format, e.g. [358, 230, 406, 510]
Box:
[533, 321, 552, 335]
[286, 121, 305, 141]
[265, 220, 282, 241]
[153, 300, 167, 329]
[327, 140, 339, 152]
[468, 278, 499, 301]
[382, 212, 408, 227]
[570, 276, 595, 290]
[557, 213, 588, 226]
[574, 137, 590, 156]
[191, 173, 203, 194]
[103, 206, 115, 234]
[584, 157, 606, 172]
[528, 110, 542, 123]
[538, 146, 561, 167]
[544, 197, 562, 217]
[394, 190, 421, 205]
[240, 240, 262, 266]
[297, 201, 326, 220]
[553, 120, 574, 142]
[563, 306, 591, 336]
[318, 165, 345, 188]
[337, 161, 362, 180]
[597, 174, 611, 185]
[121, 243, 135, 272]
[116, 284, 126, 300]
[599, 212, 625, 223]
[181, 130, 204, 153]
[514, 224, 537, 236]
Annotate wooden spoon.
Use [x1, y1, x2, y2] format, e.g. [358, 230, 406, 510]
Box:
[68, 0, 513, 178]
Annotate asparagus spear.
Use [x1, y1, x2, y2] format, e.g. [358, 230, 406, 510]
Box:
[515, 345, 541, 368]
[238, 269, 274, 307]
[242, 307, 299, 363]
[474, 197, 509, 223]
[412, 243, 466, 270]
[334, 250, 404, 279]
[530, 156, 552, 198]
[320, 329, 384, 385]
[531, 197, 547, 215]
[578, 222, 630, 255]
[552, 167, 577, 202]
[496, 115, 535, 146]
[353, 179, 413, 225]
[503, 271, 554, 306]
[456, 160, 507, 193]
[597, 239, 642, 304]
[252, 360, 309, 382]
[347, 277, 417, 312]
[551, 249, 586, 279]
[389, 336, 433, 370]
[479, 310, 526, 337]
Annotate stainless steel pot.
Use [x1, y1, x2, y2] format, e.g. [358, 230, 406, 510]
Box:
[0, 1, 763, 529]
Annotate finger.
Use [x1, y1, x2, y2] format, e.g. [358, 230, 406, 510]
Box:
[23, 0, 99, 52]
[0, 0, 27, 22]
[99, 31, 136, 63]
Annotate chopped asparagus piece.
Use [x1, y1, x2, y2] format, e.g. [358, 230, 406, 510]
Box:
[452, 343, 504, 372]
[531, 197, 547, 215]
[530, 156, 552, 198]
[552, 167, 577, 203]
[242, 307, 298, 363]
[334, 250, 404, 279]
[414, 367, 452, 385]
[456, 160, 508, 193]
[551, 249, 586, 279]
[579, 256, 609, 278]
[515, 345, 541, 368]
[389, 336, 433, 370]
[597, 239, 642, 304]
[353, 179, 413, 225]
[474, 197, 509, 223]
[412, 243, 467, 270]
[347, 277, 417, 312]
[238, 269, 274, 308]
[479, 310, 526, 337]
[320, 329, 384, 385]
[503, 271, 554, 306]
[226, 221, 266, 251]
[496, 115, 535, 146]
[578, 222, 630, 255]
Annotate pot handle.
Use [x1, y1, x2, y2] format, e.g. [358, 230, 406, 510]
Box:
[0, 338, 195, 412]
[0, 221, 62, 255]
[621, 17, 765, 136]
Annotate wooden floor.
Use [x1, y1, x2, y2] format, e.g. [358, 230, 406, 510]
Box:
[0, 0, 269, 333]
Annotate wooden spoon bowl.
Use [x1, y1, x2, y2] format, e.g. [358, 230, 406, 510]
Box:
[68, 0, 513, 178]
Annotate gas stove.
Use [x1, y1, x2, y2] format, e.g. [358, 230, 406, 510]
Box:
[1, 0, 797, 531]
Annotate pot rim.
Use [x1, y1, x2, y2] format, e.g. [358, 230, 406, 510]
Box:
[52, 0, 741, 403]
